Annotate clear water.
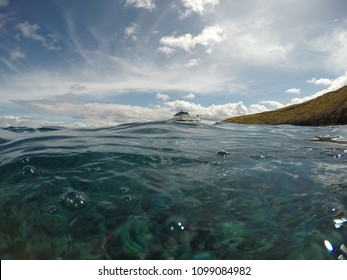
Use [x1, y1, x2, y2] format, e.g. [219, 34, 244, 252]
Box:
[0, 121, 346, 260]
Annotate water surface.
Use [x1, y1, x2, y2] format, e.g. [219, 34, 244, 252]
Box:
[0, 121, 346, 259]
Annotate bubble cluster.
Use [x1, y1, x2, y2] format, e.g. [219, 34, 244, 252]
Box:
[334, 217, 347, 229]
[61, 191, 87, 210]
[166, 217, 187, 232]
[333, 153, 343, 159]
[324, 240, 347, 260]
[216, 150, 230, 157]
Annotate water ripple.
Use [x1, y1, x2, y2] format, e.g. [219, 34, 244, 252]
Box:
[0, 122, 346, 259]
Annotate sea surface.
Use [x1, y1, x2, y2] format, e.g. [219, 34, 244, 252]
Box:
[0, 121, 346, 260]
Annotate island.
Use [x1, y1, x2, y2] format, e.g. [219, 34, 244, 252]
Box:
[223, 85, 347, 126]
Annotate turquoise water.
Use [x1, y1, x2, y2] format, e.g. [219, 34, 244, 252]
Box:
[0, 121, 346, 260]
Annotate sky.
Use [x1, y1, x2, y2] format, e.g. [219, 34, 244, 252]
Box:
[0, 0, 347, 127]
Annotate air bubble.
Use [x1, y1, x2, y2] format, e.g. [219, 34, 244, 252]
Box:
[216, 150, 230, 157]
[85, 167, 101, 173]
[324, 240, 334, 253]
[20, 156, 30, 164]
[19, 165, 39, 176]
[123, 196, 132, 203]
[120, 187, 130, 194]
[166, 217, 187, 233]
[334, 217, 347, 229]
[47, 206, 59, 215]
[61, 191, 87, 210]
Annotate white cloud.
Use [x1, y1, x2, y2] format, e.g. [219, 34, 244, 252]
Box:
[17, 21, 40, 37]
[326, 72, 347, 91]
[307, 77, 333, 86]
[10, 94, 274, 127]
[286, 88, 301, 94]
[0, 72, 74, 101]
[308, 28, 347, 73]
[216, 10, 294, 67]
[10, 50, 25, 60]
[0, 54, 238, 102]
[157, 46, 176, 56]
[164, 100, 258, 120]
[291, 71, 347, 104]
[0, 115, 83, 128]
[13, 99, 171, 127]
[180, 0, 219, 17]
[260, 100, 284, 109]
[124, 23, 138, 41]
[226, 31, 292, 65]
[159, 25, 225, 53]
[0, 0, 9, 7]
[3, 68, 346, 127]
[156, 92, 170, 101]
[125, 0, 155, 11]
[248, 104, 268, 114]
[160, 33, 194, 52]
[185, 58, 201, 67]
[17, 21, 60, 50]
[183, 93, 195, 100]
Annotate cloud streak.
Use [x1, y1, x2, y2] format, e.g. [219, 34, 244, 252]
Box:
[0, 59, 237, 102]
[17, 21, 60, 50]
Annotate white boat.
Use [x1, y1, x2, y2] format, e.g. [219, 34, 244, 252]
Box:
[173, 111, 201, 122]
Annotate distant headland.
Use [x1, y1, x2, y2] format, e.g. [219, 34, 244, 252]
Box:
[223, 85, 347, 126]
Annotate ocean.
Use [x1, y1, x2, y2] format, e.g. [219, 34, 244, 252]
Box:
[0, 121, 346, 260]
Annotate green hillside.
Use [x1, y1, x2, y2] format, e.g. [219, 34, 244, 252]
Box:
[224, 85, 347, 126]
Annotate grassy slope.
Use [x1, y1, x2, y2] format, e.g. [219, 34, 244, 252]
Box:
[224, 85, 347, 126]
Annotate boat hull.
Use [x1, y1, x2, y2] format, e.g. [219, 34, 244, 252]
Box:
[174, 116, 201, 122]
[173, 111, 201, 122]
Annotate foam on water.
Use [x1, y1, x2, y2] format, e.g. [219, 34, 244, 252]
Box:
[0, 121, 346, 259]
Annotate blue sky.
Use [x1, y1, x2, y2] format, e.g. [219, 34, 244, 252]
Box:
[0, 0, 347, 127]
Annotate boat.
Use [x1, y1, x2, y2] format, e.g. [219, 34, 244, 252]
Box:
[173, 111, 201, 122]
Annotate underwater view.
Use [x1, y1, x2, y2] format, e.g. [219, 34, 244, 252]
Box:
[0, 121, 346, 260]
